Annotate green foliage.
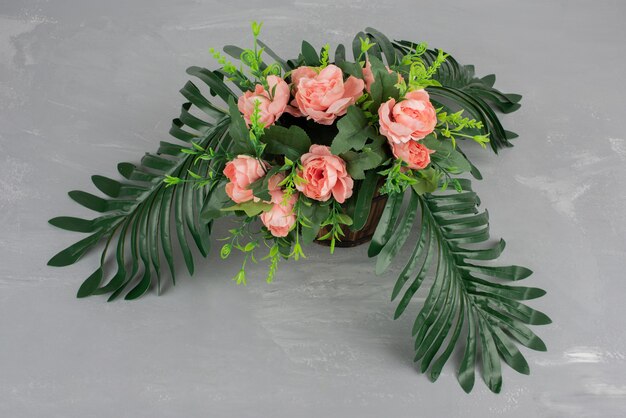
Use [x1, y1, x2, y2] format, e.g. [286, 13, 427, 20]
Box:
[392, 43, 447, 95]
[368, 56, 401, 111]
[288, 235, 307, 260]
[227, 97, 256, 155]
[436, 109, 489, 149]
[298, 199, 331, 243]
[199, 179, 231, 223]
[219, 218, 301, 286]
[319, 43, 330, 68]
[422, 135, 472, 175]
[277, 158, 306, 205]
[215, 21, 281, 90]
[261, 125, 312, 161]
[369, 182, 548, 393]
[342, 145, 386, 180]
[410, 48, 448, 89]
[411, 167, 441, 195]
[218, 220, 260, 286]
[248, 98, 268, 156]
[378, 159, 419, 195]
[354, 34, 377, 63]
[360, 37, 376, 56]
[163, 144, 224, 189]
[48, 67, 236, 300]
[221, 201, 273, 217]
[363, 27, 400, 66]
[317, 200, 354, 253]
[300, 40, 321, 67]
[209, 47, 252, 91]
[351, 170, 379, 231]
[262, 242, 281, 283]
[330, 105, 379, 155]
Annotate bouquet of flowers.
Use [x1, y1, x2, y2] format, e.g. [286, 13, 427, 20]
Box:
[48, 24, 549, 393]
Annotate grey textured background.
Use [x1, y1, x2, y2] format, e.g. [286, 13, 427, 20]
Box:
[1, 0, 626, 417]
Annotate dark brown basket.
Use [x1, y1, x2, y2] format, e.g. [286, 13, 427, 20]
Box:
[315, 181, 388, 248]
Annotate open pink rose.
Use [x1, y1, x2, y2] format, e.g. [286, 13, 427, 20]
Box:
[237, 75, 290, 127]
[286, 65, 365, 125]
[223, 155, 267, 203]
[378, 89, 437, 143]
[296, 144, 353, 203]
[390, 140, 434, 170]
[260, 173, 297, 237]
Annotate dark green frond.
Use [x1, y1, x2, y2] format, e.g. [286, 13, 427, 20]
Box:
[371, 182, 548, 393]
[48, 67, 234, 300]
[364, 27, 401, 66]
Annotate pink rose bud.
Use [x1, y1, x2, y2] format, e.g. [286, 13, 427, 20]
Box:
[237, 75, 290, 127]
[260, 173, 297, 237]
[390, 140, 434, 170]
[362, 59, 376, 93]
[223, 155, 267, 203]
[285, 65, 365, 125]
[296, 144, 354, 203]
[266, 173, 285, 202]
[378, 89, 437, 143]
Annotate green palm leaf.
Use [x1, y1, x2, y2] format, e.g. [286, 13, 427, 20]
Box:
[48, 67, 235, 300]
[371, 181, 549, 393]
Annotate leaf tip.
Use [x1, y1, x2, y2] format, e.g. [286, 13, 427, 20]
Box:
[76, 268, 103, 298]
[46, 258, 62, 267]
[47, 252, 71, 267]
[460, 379, 474, 394]
[489, 382, 503, 394]
[428, 370, 441, 382]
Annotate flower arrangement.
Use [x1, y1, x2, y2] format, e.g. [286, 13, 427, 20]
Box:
[48, 24, 549, 393]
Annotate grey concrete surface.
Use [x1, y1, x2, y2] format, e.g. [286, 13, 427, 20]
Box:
[1, 0, 626, 417]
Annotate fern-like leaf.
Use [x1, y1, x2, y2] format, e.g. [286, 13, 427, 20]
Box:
[48, 68, 236, 300]
[371, 180, 549, 393]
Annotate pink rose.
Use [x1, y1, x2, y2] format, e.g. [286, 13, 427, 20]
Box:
[260, 198, 297, 237]
[260, 173, 297, 237]
[378, 89, 437, 143]
[390, 140, 434, 170]
[237, 75, 290, 127]
[286, 65, 365, 125]
[223, 155, 267, 203]
[296, 144, 354, 203]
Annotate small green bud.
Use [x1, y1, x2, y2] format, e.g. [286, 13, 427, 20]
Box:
[220, 243, 232, 259]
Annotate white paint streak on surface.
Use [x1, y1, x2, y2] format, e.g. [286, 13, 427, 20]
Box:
[564, 346, 605, 364]
[0, 156, 33, 209]
[515, 175, 590, 221]
[0, 15, 38, 64]
[46, 99, 85, 113]
[608, 138, 626, 160]
[569, 150, 606, 169]
[586, 383, 626, 397]
[535, 346, 626, 366]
